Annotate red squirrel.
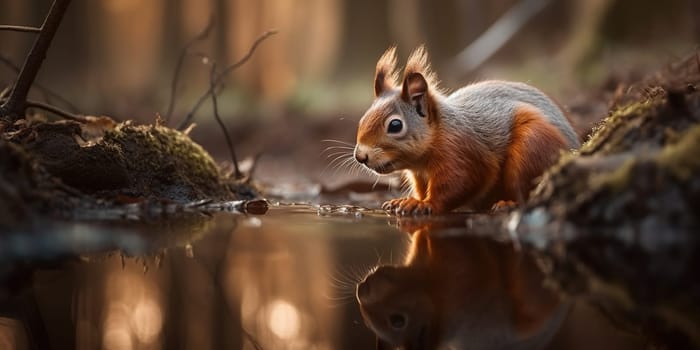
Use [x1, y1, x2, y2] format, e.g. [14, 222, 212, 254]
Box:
[354, 47, 580, 215]
[356, 223, 567, 349]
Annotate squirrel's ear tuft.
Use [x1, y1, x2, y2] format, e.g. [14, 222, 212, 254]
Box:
[404, 45, 429, 75]
[374, 46, 399, 97]
[402, 45, 440, 121]
[403, 45, 440, 91]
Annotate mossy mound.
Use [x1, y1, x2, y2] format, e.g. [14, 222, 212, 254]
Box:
[98, 122, 233, 202]
[522, 56, 700, 348]
[1, 117, 259, 223]
[530, 88, 700, 228]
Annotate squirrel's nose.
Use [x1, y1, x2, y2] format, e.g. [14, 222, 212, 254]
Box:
[355, 152, 369, 164]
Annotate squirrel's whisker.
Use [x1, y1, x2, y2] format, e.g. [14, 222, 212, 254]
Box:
[321, 145, 354, 156]
[324, 151, 353, 159]
[321, 139, 355, 146]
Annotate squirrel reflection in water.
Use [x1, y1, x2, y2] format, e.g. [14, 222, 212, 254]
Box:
[356, 219, 568, 350]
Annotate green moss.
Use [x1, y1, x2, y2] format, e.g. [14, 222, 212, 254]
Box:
[587, 157, 636, 193]
[99, 122, 229, 202]
[569, 124, 699, 197]
[657, 124, 700, 180]
[105, 123, 219, 179]
[579, 99, 657, 155]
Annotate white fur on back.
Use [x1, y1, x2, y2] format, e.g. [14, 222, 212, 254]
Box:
[439, 80, 580, 151]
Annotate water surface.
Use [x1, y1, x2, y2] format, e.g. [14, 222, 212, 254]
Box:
[0, 204, 643, 349]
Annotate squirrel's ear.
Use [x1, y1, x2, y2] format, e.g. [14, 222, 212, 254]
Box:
[401, 72, 429, 118]
[374, 47, 398, 96]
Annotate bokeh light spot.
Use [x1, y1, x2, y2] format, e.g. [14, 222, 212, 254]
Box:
[267, 300, 301, 339]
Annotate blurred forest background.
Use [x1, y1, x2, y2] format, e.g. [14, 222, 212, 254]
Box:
[1, 2, 698, 349]
[0, 0, 698, 181]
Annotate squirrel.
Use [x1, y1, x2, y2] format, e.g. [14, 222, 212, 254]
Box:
[356, 223, 567, 349]
[354, 46, 580, 215]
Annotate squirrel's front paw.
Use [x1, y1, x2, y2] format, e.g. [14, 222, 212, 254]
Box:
[382, 197, 433, 216]
[491, 200, 517, 212]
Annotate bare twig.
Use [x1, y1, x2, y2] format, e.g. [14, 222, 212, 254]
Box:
[176, 30, 277, 130]
[0, 0, 72, 121]
[26, 100, 84, 122]
[208, 63, 242, 179]
[0, 25, 41, 33]
[164, 15, 215, 122]
[0, 54, 80, 113]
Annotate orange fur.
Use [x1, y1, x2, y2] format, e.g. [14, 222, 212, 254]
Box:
[359, 47, 577, 215]
[398, 106, 568, 213]
[499, 105, 569, 203]
[421, 129, 501, 212]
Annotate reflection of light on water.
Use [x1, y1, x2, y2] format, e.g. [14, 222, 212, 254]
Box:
[267, 300, 301, 339]
[243, 217, 263, 228]
[130, 299, 163, 344]
[103, 326, 133, 350]
[224, 217, 344, 349]
[102, 270, 164, 349]
[103, 304, 133, 350]
[241, 285, 260, 320]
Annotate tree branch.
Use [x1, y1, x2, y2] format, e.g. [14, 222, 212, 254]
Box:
[0, 25, 41, 34]
[176, 30, 277, 130]
[208, 63, 242, 179]
[0, 0, 72, 121]
[26, 100, 84, 122]
[164, 15, 215, 122]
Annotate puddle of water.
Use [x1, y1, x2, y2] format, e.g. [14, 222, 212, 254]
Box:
[0, 204, 643, 349]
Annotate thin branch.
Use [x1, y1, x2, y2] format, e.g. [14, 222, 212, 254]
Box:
[0, 53, 80, 113]
[26, 100, 85, 122]
[176, 30, 277, 130]
[0, 25, 41, 34]
[0, 0, 72, 121]
[164, 15, 215, 122]
[209, 63, 242, 179]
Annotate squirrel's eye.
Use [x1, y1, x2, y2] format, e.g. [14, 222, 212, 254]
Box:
[389, 313, 407, 330]
[387, 119, 403, 134]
